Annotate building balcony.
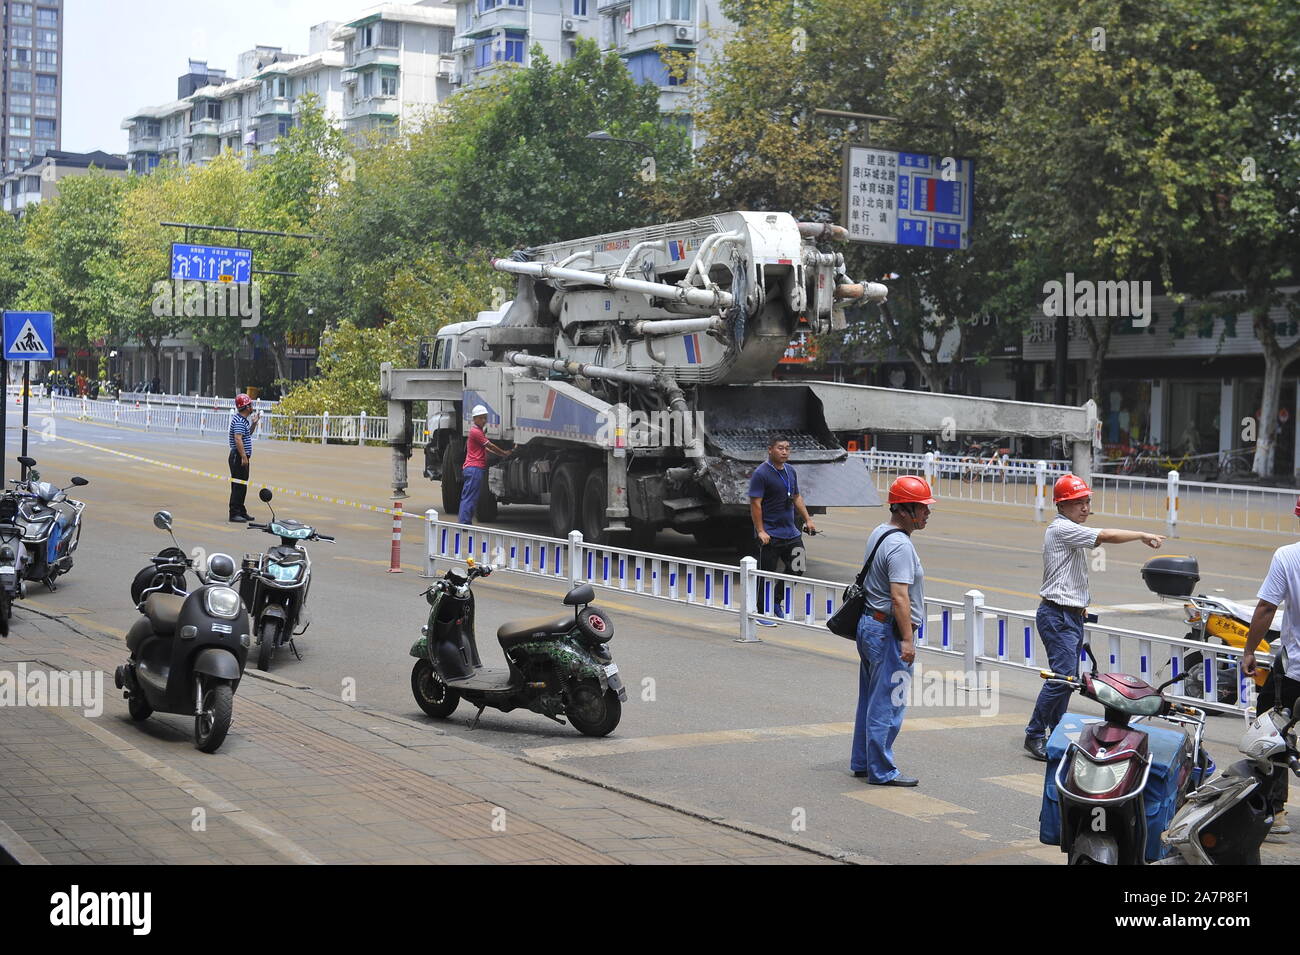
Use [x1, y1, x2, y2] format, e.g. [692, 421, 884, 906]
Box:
[346, 93, 400, 119]
[463, 6, 527, 36]
[598, 0, 629, 8]
[351, 46, 400, 71]
[255, 96, 294, 117]
[190, 117, 220, 137]
[129, 135, 160, 153]
[623, 21, 696, 52]
[219, 117, 243, 135]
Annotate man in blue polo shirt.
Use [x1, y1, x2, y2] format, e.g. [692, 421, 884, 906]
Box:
[748, 435, 816, 626]
[228, 393, 260, 522]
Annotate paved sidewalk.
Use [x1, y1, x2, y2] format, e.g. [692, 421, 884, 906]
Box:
[0, 610, 843, 865]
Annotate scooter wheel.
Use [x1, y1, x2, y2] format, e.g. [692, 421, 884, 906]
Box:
[257, 620, 277, 671]
[127, 694, 152, 722]
[567, 682, 621, 738]
[411, 659, 460, 719]
[194, 681, 233, 753]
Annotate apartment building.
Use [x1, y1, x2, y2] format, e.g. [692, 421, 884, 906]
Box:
[122, 24, 346, 174]
[2, 0, 63, 174]
[331, 4, 457, 138]
[0, 148, 127, 217]
[439, 0, 730, 132]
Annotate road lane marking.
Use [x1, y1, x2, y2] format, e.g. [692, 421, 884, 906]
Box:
[523, 713, 1029, 762]
[982, 772, 1046, 797]
[842, 787, 976, 821]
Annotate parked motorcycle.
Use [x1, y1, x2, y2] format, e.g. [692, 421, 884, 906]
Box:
[1141, 555, 1273, 706]
[410, 558, 626, 736]
[11, 455, 89, 592]
[1155, 707, 1297, 865]
[114, 511, 250, 753]
[240, 489, 332, 670]
[1039, 645, 1214, 865]
[0, 491, 31, 637]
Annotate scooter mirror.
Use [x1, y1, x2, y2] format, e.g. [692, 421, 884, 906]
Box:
[153, 510, 173, 530]
[16, 456, 35, 468]
[70, 476, 88, 487]
[258, 488, 273, 503]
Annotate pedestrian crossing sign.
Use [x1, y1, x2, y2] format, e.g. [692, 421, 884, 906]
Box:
[3, 311, 54, 361]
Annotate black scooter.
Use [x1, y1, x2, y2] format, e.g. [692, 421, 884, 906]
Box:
[114, 511, 250, 753]
[410, 559, 626, 736]
[240, 489, 333, 670]
[11, 455, 89, 592]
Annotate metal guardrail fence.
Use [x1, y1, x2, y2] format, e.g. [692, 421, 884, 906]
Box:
[117, 390, 277, 412]
[856, 449, 1300, 536]
[31, 395, 423, 448]
[422, 509, 1261, 718]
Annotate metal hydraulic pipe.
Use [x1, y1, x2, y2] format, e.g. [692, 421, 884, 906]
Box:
[617, 240, 666, 277]
[493, 258, 733, 309]
[834, 282, 890, 302]
[631, 317, 724, 336]
[684, 231, 744, 288]
[797, 222, 849, 241]
[505, 351, 658, 388]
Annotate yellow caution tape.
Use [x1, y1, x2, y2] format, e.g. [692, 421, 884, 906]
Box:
[21, 425, 427, 522]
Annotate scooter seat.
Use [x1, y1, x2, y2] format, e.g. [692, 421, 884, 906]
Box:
[143, 593, 184, 637]
[497, 614, 573, 650]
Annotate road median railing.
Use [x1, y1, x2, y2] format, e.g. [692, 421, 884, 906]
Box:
[423, 509, 1261, 717]
[30, 395, 422, 448]
[858, 448, 1299, 537]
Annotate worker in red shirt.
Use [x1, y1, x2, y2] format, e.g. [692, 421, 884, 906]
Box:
[457, 403, 511, 524]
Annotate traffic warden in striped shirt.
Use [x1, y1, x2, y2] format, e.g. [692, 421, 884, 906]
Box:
[228, 393, 260, 523]
[1023, 473, 1165, 760]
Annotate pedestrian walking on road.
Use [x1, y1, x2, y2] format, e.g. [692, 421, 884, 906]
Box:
[1023, 473, 1165, 760]
[748, 435, 815, 626]
[457, 404, 511, 525]
[850, 475, 934, 787]
[228, 393, 261, 523]
[1241, 496, 1300, 837]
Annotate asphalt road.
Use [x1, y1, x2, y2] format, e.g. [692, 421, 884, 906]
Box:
[12, 408, 1298, 864]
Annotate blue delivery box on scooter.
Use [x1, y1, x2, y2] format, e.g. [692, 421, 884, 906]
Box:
[1039, 712, 1200, 862]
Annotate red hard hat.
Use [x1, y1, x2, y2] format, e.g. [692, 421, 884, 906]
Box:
[888, 475, 936, 505]
[1053, 473, 1092, 503]
[234, 393, 253, 409]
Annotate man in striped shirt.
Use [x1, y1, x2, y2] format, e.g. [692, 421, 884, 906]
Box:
[1024, 473, 1165, 760]
[228, 393, 261, 522]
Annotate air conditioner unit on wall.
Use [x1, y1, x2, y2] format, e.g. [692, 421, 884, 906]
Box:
[449, 72, 463, 85]
[562, 18, 576, 32]
[675, 25, 694, 41]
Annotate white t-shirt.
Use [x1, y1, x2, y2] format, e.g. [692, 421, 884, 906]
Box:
[1256, 542, 1300, 679]
[1039, 516, 1100, 607]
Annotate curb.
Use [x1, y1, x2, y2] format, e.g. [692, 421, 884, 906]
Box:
[0, 820, 49, 865]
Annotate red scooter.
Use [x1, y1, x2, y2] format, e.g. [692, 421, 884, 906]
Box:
[1039, 646, 1213, 865]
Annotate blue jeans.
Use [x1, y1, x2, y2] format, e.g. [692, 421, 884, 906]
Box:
[457, 466, 485, 524]
[851, 614, 911, 782]
[1025, 602, 1086, 739]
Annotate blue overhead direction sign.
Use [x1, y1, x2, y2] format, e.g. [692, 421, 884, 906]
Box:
[3, 311, 54, 361]
[170, 242, 253, 284]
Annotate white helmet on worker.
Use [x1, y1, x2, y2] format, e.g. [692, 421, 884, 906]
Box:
[471, 404, 489, 418]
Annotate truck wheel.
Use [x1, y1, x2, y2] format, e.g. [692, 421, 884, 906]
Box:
[441, 439, 464, 516]
[581, 470, 609, 545]
[550, 464, 583, 539]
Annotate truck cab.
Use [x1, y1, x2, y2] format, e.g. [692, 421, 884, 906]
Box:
[422, 307, 509, 485]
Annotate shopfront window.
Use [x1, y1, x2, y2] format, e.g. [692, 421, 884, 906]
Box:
[1100, 379, 1152, 456]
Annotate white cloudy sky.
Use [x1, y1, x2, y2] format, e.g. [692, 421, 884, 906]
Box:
[65, 0, 377, 153]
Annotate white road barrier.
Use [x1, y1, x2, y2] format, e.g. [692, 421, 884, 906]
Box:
[423, 510, 1263, 717]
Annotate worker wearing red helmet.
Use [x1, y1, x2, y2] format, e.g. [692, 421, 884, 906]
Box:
[850, 474, 935, 787]
[1023, 473, 1165, 760]
[227, 393, 261, 522]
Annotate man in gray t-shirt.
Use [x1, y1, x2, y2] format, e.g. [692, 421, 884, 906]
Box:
[851, 475, 934, 787]
[1024, 473, 1165, 760]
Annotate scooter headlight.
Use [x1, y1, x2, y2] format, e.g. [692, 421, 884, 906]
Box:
[1070, 751, 1133, 796]
[204, 586, 242, 619]
[266, 561, 303, 582]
